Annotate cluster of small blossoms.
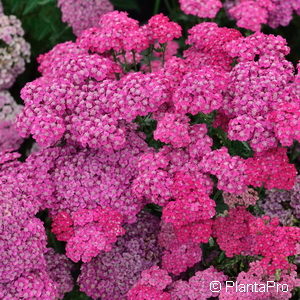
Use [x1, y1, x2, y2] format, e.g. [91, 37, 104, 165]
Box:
[267, 0, 300, 28]
[154, 114, 213, 152]
[0, 10, 30, 90]
[185, 22, 242, 72]
[225, 0, 275, 31]
[78, 212, 162, 300]
[159, 172, 215, 274]
[213, 207, 300, 274]
[200, 147, 248, 194]
[132, 145, 214, 207]
[219, 260, 300, 299]
[259, 189, 295, 226]
[127, 264, 229, 300]
[0, 91, 23, 151]
[172, 66, 229, 115]
[179, 0, 222, 18]
[57, 0, 113, 36]
[51, 206, 125, 262]
[220, 32, 300, 153]
[260, 175, 300, 224]
[127, 266, 172, 300]
[44, 249, 74, 300]
[158, 221, 203, 275]
[16, 12, 182, 150]
[169, 266, 228, 300]
[224, 0, 300, 31]
[0, 151, 73, 299]
[23, 129, 149, 223]
[244, 148, 297, 190]
[163, 173, 215, 232]
[223, 188, 259, 208]
[268, 102, 300, 147]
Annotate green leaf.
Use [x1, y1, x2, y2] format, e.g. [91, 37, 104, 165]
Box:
[23, 0, 39, 15]
[63, 286, 92, 300]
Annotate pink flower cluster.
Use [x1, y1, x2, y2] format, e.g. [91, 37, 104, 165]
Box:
[179, 0, 222, 18]
[245, 148, 297, 190]
[170, 266, 228, 299]
[0, 151, 73, 299]
[225, 0, 300, 31]
[132, 144, 213, 207]
[223, 187, 259, 208]
[185, 22, 242, 72]
[16, 12, 182, 150]
[200, 147, 248, 194]
[78, 212, 162, 300]
[221, 32, 300, 153]
[162, 173, 215, 243]
[51, 206, 125, 262]
[57, 0, 113, 36]
[128, 266, 172, 300]
[23, 129, 148, 223]
[127, 264, 229, 300]
[158, 173, 215, 274]
[213, 207, 300, 274]
[159, 222, 203, 275]
[219, 260, 300, 299]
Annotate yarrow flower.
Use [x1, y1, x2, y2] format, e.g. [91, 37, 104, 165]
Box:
[179, 0, 222, 18]
[225, 0, 300, 31]
[245, 148, 297, 190]
[162, 172, 215, 244]
[57, 0, 113, 36]
[77, 11, 149, 54]
[0, 151, 73, 299]
[127, 266, 172, 300]
[219, 259, 300, 299]
[170, 266, 228, 300]
[145, 13, 182, 44]
[158, 221, 202, 275]
[23, 130, 149, 223]
[78, 212, 162, 300]
[213, 207, 300, 274]
[52, 206, 125, 262]
[200, 147, 248, 194]
[223, 188, 259, 208]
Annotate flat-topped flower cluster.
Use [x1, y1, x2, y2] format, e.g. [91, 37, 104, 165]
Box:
[179, 0, 300, 31]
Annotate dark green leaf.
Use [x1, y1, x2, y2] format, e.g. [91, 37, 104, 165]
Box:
[110, 0, 140, 11]
[23, 0, 39, 15]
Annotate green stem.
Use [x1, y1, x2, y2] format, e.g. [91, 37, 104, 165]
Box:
[160, 43, 167, 67]
[163, 0, 172, 14]
[132, 50, 138, 71]
[146, 45, 154, 73]
[153, 0, 161, 15]
[122, 50, 128, 72]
